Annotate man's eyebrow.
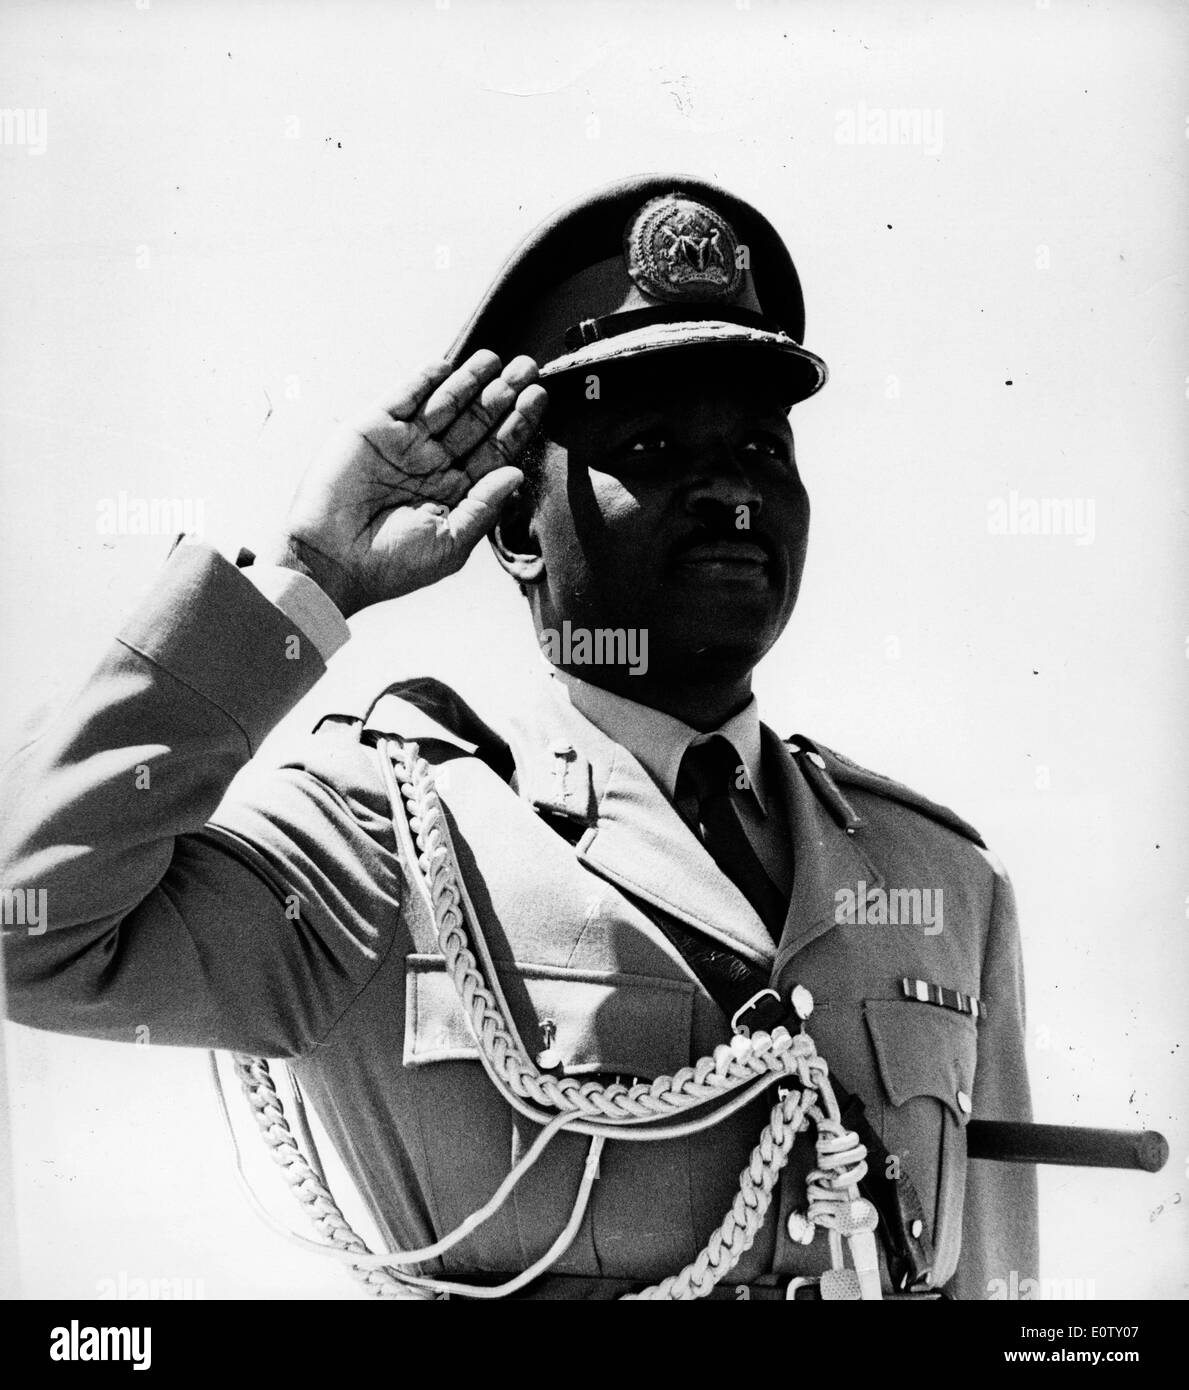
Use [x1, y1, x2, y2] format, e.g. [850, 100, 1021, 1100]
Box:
[584, 402, 665, 435]
[739, 401, 794, 428]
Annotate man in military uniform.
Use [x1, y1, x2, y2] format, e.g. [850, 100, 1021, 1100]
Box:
[0, 174, 1037, 1299]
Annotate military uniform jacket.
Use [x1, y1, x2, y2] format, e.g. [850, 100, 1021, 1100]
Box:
[0, 543, 1038, 1298]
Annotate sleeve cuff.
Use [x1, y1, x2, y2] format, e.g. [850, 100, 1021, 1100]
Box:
[243, 563, 351, 661]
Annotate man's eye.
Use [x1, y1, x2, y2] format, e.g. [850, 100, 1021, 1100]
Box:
[628, 431, 669, 453]
[742, 432, 789, 462]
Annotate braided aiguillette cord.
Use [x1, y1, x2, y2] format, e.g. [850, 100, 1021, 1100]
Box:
[213, 735, 873, 1299]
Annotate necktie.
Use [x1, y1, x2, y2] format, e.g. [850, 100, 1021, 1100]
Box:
[675, 735, 788, 942]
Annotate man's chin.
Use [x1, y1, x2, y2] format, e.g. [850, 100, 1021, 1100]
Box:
[658, 618, 779, 678]
[661, 588, 784, 645]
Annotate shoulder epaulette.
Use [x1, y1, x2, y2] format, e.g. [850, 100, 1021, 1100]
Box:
[312, 676, 515, 783]
[788, 734, 986, 849]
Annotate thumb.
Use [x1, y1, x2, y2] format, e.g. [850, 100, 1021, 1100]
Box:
[447, 465, 525, 553]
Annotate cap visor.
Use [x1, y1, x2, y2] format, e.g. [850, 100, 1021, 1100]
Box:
[539, 319, 828, 402]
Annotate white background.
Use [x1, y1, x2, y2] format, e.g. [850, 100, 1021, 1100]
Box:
[1, 0, 1186, 1299]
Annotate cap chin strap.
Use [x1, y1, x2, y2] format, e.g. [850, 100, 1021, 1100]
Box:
[563, 303, 786, 352]
[210, 736, 880, 1301]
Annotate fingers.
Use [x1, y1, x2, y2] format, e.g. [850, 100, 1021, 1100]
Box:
[362, 350, 545, 482]
[463, 382, 549, 485]
[422, 350, 504, 435]
[434, 371, 520, 460]
[426, 352, 541, 458]
[448, 465, 525, 552]
[380, 359, 454, 421]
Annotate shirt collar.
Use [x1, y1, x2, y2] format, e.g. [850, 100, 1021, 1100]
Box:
[548, 664, 768, 814]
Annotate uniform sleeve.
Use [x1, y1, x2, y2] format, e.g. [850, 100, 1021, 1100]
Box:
[0, 541, 405, 1058]
[947, 855, 1040, 1299]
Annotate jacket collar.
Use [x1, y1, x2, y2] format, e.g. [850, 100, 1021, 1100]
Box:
[551, 666, 769, 814]
[507, 674, 885, 979]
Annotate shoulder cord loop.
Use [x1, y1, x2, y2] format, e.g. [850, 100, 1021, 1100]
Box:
[211, 737, 876, 1300]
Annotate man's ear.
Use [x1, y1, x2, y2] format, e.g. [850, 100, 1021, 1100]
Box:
[489, 485, 545, 586]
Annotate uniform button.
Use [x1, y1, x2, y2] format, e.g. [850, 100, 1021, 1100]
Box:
[956, 1089, 972, 1115]
[910, 1219, 924, 1239]
[786, 1211, 815, 1245]
[537, 1019, 562, 1072]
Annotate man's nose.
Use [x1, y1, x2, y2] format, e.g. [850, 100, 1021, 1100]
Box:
[682, 438, 763, 515]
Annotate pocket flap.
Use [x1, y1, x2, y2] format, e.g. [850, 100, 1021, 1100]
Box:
[863, 999, 977, 1123]
[404, 954, 695, 1081]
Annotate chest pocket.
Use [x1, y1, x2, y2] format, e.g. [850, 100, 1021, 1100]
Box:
[404, 954, 694, 1077]
[863, 1000, 977, 1287]
[402, 955, 700, 1281]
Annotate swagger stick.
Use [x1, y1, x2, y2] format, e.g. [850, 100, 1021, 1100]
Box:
[967, 1121, 1168, 1173]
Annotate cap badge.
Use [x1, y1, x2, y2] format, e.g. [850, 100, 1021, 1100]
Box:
[626, 195, 743, 303]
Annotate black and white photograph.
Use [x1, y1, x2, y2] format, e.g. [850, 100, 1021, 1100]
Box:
[0, 0, 1185, 1345]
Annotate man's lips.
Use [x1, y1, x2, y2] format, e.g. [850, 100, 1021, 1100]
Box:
[669, 535, 775, 569]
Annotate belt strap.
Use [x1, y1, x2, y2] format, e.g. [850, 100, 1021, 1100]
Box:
[455, 1270, 945, 1301]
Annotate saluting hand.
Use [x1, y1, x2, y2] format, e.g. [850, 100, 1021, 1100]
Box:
[266, 351, 547, 616]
